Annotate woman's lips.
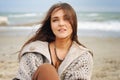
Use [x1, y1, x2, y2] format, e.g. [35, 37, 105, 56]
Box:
[58, 28, 66, 32]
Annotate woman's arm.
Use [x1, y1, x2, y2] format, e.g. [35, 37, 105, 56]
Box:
[63, 52, 93, 80]
[14, 52, 43, 80]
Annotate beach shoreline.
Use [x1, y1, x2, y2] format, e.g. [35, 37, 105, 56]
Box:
[0, 35, 120, 80]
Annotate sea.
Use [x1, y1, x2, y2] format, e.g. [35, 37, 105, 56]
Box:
[0, 12, 120, 37]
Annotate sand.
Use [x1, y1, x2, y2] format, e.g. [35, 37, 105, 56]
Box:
[0, 35, 120, 80]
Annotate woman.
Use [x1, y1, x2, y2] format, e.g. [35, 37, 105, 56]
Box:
[14, 2, 93, 80]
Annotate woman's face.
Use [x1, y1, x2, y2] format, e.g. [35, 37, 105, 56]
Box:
[51, 9, 73, 39]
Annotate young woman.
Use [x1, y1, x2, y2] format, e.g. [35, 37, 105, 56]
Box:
[14, 2, 93, 80]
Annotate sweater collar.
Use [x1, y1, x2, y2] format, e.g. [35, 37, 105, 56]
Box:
[21, 41, 88, 76]
[21, 41, 51, 63]
[58, 41, 88, 76]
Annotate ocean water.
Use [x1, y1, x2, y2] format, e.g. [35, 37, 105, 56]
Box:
[0, 12, 120, 37]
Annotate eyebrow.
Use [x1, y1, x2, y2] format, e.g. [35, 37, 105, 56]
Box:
[51, 16, 58, 19]
[51, 14, 67, 19]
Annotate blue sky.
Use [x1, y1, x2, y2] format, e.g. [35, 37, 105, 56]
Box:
[0, 0, 120, 12]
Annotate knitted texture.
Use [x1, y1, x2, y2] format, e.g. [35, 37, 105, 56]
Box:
[16, 53, 43, 80]
[14, 41, 93, 80]
[15, 52, 93, 80]
[61, 52, 93, 80]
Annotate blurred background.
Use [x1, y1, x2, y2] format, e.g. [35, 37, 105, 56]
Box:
[0, 0, 120, 37]
[0, 0, 120, 80]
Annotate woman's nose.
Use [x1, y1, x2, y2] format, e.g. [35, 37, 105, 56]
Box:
[58, 20, 65, 27]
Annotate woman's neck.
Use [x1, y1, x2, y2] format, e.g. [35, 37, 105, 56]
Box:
[54, 38, 72, 49]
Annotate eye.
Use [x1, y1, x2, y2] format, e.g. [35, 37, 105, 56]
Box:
[51, 18, 59, 22]
[64, 15, 70, 21]
[52, 19, 58, 22]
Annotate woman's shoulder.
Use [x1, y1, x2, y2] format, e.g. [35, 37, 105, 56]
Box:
[20, 41, 48, 56]
[23, 40, 48, 50]
[73, 41, 93, 56]
[26, 40, 48, 47]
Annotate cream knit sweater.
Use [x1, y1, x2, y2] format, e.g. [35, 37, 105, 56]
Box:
[14, 41, 93, 80]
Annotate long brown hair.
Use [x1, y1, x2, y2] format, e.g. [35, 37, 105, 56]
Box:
[20, 2, 87, 57]
[25, 3, 82, 44]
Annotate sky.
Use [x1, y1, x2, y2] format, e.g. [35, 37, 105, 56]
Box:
[0, 0, 120, 13]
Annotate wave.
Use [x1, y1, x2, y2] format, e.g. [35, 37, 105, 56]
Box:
[8, 13, 42, 18]
[0, 16, 9, 25]
[87, 13, 99, 17]
[0, 23, 120, 37]
[77, 12, 120, 22]
[1, 12, 120, 33]
[78, 21, 120, 32]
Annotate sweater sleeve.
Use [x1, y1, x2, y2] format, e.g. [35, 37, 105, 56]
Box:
[63, 52, 93, 80]
[15, 52, 43, 80]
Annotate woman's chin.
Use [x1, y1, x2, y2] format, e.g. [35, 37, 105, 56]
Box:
[56, 35, 71, 39]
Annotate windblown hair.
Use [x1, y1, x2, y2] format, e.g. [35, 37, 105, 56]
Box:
[19, 2, 89, 58]
[24, 2, 81, 45]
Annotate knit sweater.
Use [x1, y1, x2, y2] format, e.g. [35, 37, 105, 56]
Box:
[14, 41, 93, 80]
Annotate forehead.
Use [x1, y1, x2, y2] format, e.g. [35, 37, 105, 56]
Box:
[51, 8, 65, 18]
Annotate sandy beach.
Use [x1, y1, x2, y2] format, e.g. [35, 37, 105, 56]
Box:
[0, 1, 120, 80]
[0, 35, 120, 80]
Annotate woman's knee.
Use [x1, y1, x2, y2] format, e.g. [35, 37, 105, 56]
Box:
[32, 63, 59, 80]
